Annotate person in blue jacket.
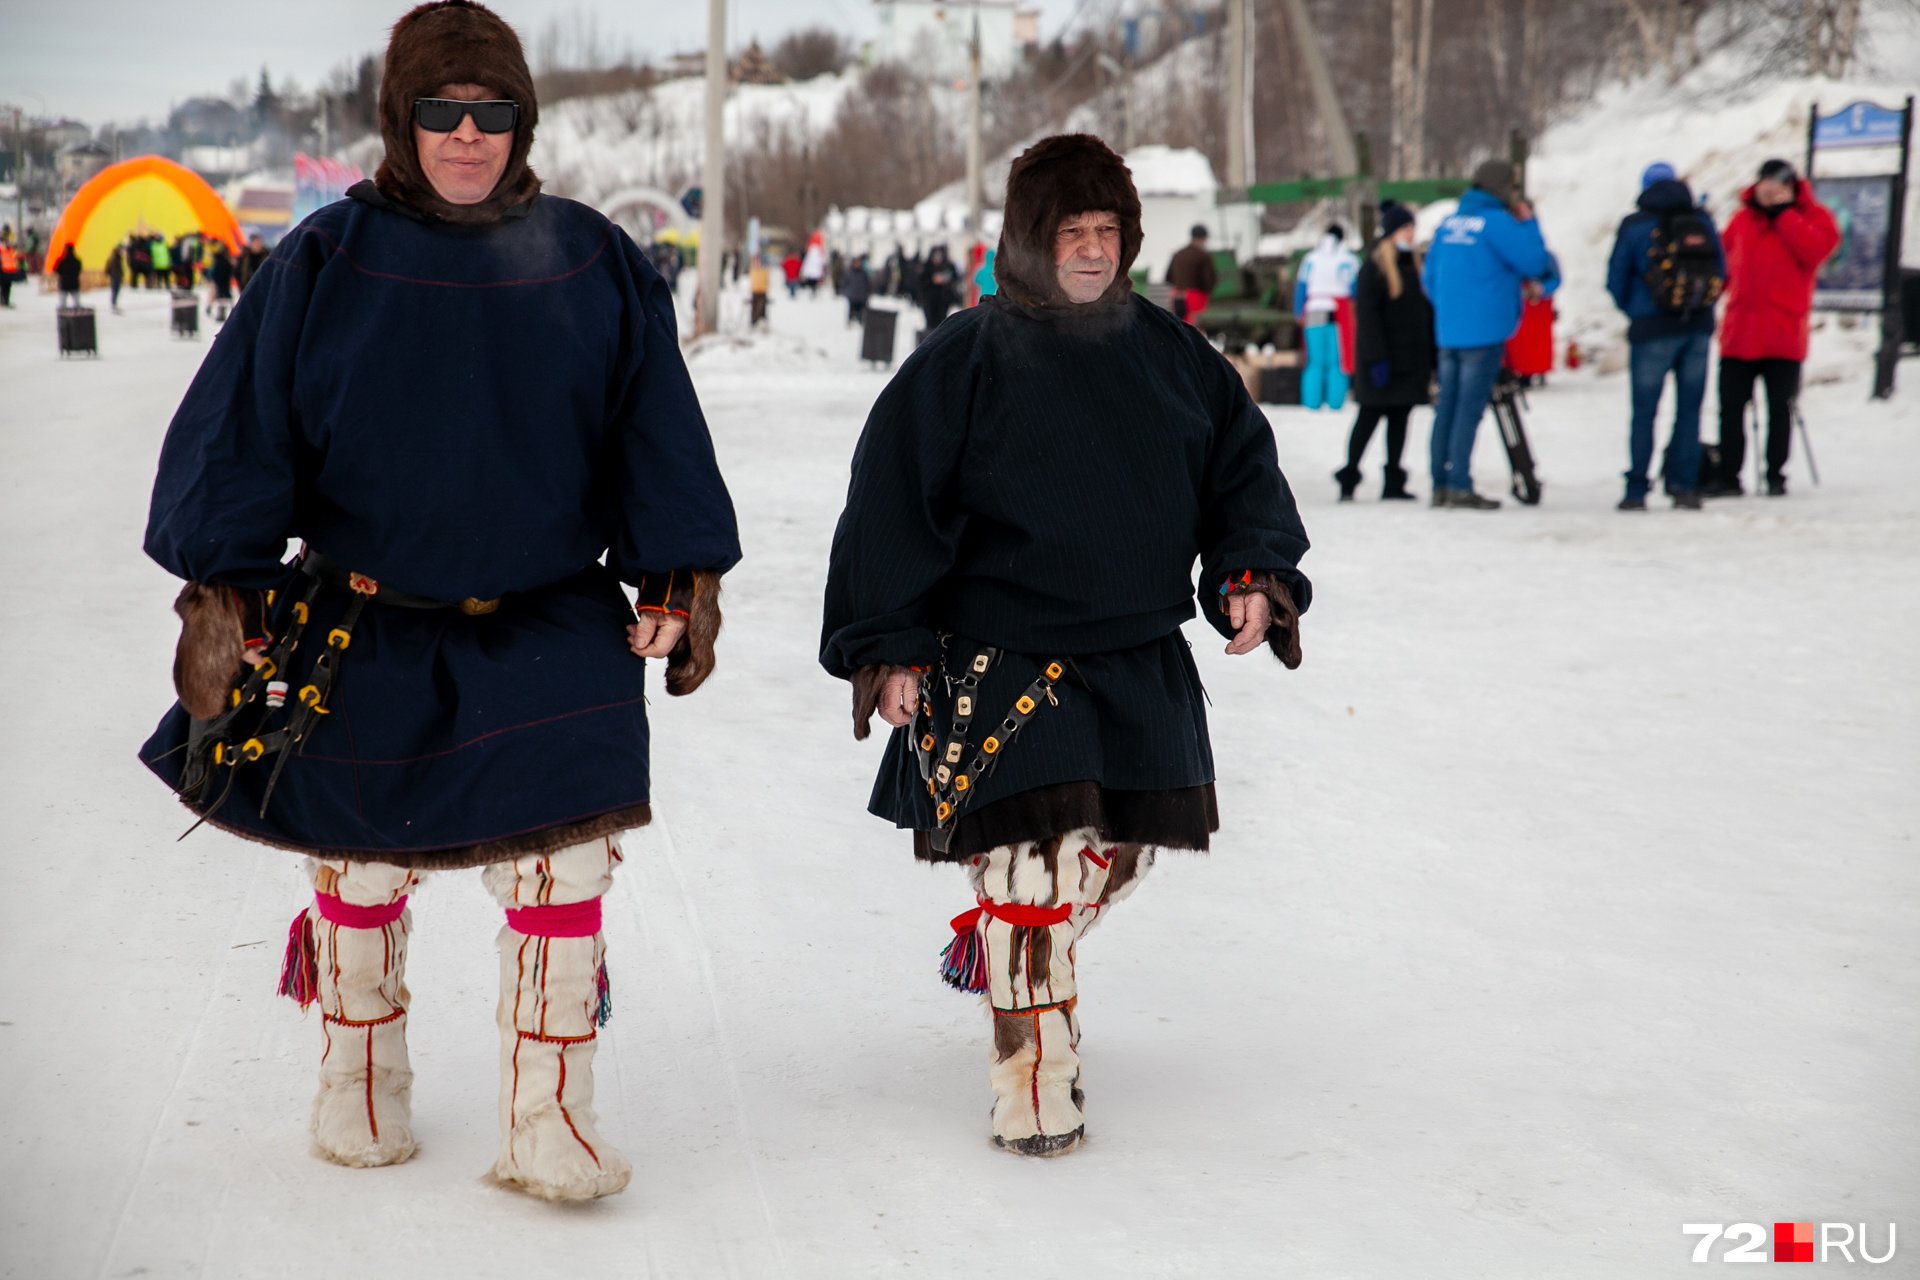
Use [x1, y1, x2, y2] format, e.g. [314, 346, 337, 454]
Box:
[1605, 162, 1726, 509]
[1421, 159, 1552, 508]
[139, 1, 740, 1203]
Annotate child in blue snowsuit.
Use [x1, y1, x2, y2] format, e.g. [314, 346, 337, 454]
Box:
[1294, 228, 1358, 410]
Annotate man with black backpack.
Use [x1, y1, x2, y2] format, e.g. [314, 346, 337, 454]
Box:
[1606, 162, 1726, 510]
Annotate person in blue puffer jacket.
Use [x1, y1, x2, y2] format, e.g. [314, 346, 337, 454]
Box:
[1421, 160, 1551, 508]
[1605, 162, 1725, 510]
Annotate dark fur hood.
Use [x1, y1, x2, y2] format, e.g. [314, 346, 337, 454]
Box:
[373, 0, 541, 225]
[993, 134, 1143, 310]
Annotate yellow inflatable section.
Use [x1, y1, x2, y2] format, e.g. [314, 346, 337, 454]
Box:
[47, 156, 243, 272]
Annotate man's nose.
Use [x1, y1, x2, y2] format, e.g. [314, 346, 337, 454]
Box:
[451, 112, 484, 142]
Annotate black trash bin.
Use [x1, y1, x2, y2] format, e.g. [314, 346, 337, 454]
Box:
[860, 306, 898, 366]
[58, 307, 98, 358]
[171, 290, 199, 337]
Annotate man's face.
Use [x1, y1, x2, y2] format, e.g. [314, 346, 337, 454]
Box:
[1053, 210, 1121, 304]
[1755, 177, 1795, 208]
[415, 83, 513, 206]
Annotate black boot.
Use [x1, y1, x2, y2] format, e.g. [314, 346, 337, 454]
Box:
[1380, 465, 1414, 501]
[1334, 466, 1362, 502]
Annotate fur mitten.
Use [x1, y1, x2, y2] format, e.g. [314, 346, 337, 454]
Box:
[172, 583, 255, 719]
[850, 664, 919, 740]
[1245, 572, 1304, 669]
[664, 570, 723, 696]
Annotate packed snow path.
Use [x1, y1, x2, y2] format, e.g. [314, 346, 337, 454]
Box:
[1, 285, 1914, 1278]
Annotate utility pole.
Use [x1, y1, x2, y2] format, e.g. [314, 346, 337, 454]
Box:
[1279, 0, 1357, 177]
[1097, 53, 1133, 152]
[11, 109, 22, 240]
[1225, 0, 1247, 191]
[966, 2, 984, 286]
[696, 0, 727, 335]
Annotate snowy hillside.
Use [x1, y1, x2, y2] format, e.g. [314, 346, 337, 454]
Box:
[1528, 3, 1920, 355]
[529, 72, 864, 207]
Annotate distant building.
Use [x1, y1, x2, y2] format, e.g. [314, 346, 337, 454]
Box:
[57, 141, 111, 187]
[871, 0, 1039, 81]
[732, 41, 787, 85]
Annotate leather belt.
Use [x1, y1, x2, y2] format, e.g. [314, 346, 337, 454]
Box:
[303, 550, 502, 615]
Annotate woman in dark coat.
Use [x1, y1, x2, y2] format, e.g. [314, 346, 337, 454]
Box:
[1335, 201, 1434, 501]
[918, 243, 958, 330]
[821, 134, 1310, 1157]
[140, 1, 739, 1202]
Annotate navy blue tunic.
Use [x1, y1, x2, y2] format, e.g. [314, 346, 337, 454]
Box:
[140, 190, 740, 862]
[820, 294, 1310, 854]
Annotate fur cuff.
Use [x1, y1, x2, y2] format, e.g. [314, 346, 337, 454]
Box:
[172, 583, 248, 720]
[851, 663, 918, 741]
[1247, 572, 1303, 669]
[663, 571, 723, 696]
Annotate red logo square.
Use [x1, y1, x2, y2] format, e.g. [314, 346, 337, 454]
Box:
[1775, 1222, 1815, 1262]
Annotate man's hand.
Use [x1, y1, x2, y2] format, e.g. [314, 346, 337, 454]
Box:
[1225, 590, 1273, 655]
[628, 613, 688, 658]
[877, 670, 919, 726]
[1510, 197, 1535, 222]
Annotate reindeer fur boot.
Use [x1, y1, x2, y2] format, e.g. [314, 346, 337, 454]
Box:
[294, 859, 421, 1168]
[483, 837, 631, 1202]
[959, 829, 1153, 1157]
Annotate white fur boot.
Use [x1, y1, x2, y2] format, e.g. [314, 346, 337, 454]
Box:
[967, 829, 1153, 1157]
[296, 859, 420, 1168]
[483, 837, 632, 1202]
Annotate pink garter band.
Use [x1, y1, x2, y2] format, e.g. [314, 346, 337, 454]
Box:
[504, 898, 604, 938]
[313, 893, 407, 928]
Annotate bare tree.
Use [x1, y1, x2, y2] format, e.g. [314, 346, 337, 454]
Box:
[771, 27, 856, 81]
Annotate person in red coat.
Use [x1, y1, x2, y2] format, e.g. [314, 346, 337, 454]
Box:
[1705, 160, 1840, 496]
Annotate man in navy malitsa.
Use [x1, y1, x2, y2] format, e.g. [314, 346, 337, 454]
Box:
[140, 0, 740, 1202]
[822, 134, 1312, 1157]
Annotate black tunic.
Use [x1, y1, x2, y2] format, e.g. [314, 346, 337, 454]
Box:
[1352, 246, 1437, 408]
[821, 292, 1311, 860]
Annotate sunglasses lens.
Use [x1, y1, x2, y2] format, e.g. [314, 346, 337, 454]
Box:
[413, 100, 517, 133]
[413, 99, 465, 132]
[469, 101, 518, 134]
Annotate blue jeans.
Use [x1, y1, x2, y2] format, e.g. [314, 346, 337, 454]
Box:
[1301, 320, 1348, 411]
[1627, 332, 1710, 498]
[1429, 344, 1505, 493]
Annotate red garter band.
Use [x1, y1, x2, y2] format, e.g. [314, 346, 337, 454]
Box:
[949, 896, 1076, 936]
[313, 893, 407, 928]
[505, 898, 604, 938]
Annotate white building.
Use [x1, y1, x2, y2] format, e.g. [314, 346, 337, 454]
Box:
[1127, 145, 1222, 282]
[871, 0, 1038, 82]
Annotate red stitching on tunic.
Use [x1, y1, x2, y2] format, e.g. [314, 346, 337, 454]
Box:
[555, 1049, 602, 1166]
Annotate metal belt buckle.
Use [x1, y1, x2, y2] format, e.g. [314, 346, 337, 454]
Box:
[460, 597, 501, 616]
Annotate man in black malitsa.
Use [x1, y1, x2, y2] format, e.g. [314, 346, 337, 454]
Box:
[139, 0, 739, 1202]
[822, 134, 1311, 1157]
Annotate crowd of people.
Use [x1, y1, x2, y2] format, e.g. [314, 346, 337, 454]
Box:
[1256, 155, 1838, 510]
[14, 228, 273, 318]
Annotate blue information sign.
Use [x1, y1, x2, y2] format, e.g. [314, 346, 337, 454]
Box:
[1812, 101, 1906, 150]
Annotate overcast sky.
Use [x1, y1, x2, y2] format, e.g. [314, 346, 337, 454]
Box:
[3, 0, 1089, 128]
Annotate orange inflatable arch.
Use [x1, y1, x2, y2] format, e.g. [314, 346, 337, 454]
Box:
[47, 155, 243, 278]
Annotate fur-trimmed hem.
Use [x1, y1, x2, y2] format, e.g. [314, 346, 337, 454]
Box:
[911, 781, 1216, 862]
[179, 801, 652, 869]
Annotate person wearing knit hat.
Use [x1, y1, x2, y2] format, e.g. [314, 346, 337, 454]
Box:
[1421, 159, 1552, 507]
[1606, 161, 1725, 508]
[1703, 157, 1840, 495]
[823, 133, 1311, 1158]
[1641, 162, 1677, 191]
[1335, 200, 1434, 501]
[140, 0, 741, 1201]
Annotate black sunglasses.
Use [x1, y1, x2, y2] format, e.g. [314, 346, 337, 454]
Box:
[413, 98, 519, 134]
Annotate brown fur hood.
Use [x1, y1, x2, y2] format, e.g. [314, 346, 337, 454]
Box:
[992, 134, 1143, 310]
[373, 0, 541, 224]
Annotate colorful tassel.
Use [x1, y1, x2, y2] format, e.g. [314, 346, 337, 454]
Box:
[938, 907, 989, 993]
[594, 960, 613, 1028]
[277, 907, 318, 1007]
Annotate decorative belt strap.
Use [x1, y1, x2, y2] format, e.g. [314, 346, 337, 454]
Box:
[915, 646, 1066, 856]
[313, 892, 408, 928]
[304, 549, 502, 615]
[504, 898, 604, 938]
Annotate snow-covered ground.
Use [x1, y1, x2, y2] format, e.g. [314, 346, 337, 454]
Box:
[1, 281, 1915, 1278]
